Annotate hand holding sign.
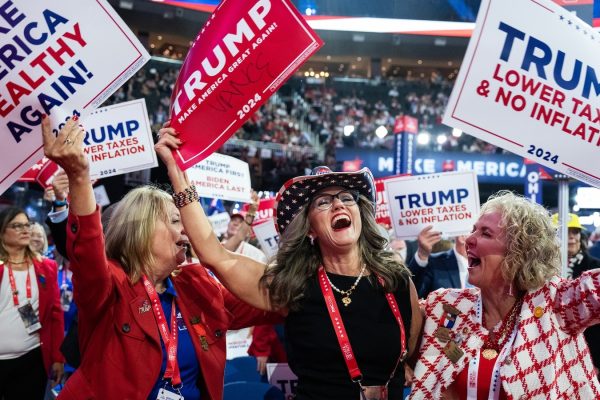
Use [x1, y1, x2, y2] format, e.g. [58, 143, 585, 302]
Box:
[51, 171, 70, 202]
[155, 122, 184, 172]
[416, 225, 442, 260]
[169, 0, 323, 169]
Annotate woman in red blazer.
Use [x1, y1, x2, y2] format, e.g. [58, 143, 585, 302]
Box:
[0, 207, 65, 400]
[43, 117, 281, 400]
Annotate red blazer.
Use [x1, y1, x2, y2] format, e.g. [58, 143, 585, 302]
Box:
[248, 324, 287, 363]
[58, 209, 282, 400]
[0, 257, 65, 373]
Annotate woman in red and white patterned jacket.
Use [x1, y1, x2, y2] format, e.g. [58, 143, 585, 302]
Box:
[409, 191, 600, 400]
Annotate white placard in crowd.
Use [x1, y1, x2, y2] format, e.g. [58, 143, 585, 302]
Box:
[385, 171, 480, 239]
[82, 99, 156, 180]
[252, 220, 279, 258]
[225, 328, 252, 360]
[266, 363, 298, 399]
[187, 153, 252, 203]
[207, 212, 231, 237]
[0, 0, 150, 194]
[93, 185, 110, 207]
[443, 0, 600, 188]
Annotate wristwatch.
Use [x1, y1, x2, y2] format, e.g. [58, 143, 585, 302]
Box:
[52, 199, 68, 208]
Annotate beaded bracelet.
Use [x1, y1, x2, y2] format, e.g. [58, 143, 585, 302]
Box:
[172, 185, 199, 209]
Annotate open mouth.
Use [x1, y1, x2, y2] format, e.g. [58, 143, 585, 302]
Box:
[468, 256, 481, 269]
[176, 240, 190, 252]
[331, 215, 351, 230]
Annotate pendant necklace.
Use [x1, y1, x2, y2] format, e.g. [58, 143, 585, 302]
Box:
[324, 263, 367, 306]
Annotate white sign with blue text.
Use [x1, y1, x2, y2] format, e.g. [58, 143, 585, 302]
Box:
[252, 220, 279, 258]
[0, 0, 150, 194]
[187, 153, 252, 203]
[443, 0, 600, 188]
[385, 171, 480, 240]
[82, 99, 156, 180]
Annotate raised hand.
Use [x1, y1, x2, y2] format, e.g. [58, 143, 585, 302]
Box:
[42, 116, 88, 180]
[154, 121, 183, 172]
[416, 225, 442, 260]
[51, 170, 70, 201]
[42, 115, 95, 216]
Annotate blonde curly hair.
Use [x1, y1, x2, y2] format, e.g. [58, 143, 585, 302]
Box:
[480, 191, 560, 291]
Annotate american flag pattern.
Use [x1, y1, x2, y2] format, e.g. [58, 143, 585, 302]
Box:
[409, 270, 600, 399]
[274, 166, 375, 234]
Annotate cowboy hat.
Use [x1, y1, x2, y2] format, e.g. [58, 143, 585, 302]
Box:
[275, 166, 375, 233]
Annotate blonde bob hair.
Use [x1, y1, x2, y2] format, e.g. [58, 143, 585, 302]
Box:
[480, 191, 560, 291]
[105, 186, 173, 283]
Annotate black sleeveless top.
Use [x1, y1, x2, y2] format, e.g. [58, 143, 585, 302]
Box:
[285, 271, 412, 400]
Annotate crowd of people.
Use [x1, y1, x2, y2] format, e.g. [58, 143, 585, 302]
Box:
[2, 50, 600, 400]
[103, 63, 502, 160]
[0, 109, 594, 400]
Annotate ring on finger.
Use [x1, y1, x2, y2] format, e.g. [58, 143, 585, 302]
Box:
[64, 138, 73, 145]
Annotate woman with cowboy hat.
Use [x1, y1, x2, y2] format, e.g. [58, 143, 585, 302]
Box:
[156, 125, 422, 400]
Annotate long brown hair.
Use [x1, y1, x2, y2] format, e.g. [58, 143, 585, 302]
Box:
[260, 195, 411, 311]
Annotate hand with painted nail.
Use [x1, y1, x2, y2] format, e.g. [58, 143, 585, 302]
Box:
[42, 115, 89, 179]
[154, 120, 183, 172]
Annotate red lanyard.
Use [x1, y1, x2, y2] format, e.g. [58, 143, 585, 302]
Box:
[8, 266, 32, 306]
[142, 276, 182, 386]
[317, 266, 407, 382]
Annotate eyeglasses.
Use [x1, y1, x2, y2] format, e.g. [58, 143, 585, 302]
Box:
[7, 222, 33, 232]
[311, 190, 359, 211]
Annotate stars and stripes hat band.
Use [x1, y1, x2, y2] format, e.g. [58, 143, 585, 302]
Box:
[274, 166, 376, 234]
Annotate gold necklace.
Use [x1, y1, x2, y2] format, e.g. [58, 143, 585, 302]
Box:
[324, 264, 367, 306]
[8, 259, 28, 264]
[482, 297, 523, 360]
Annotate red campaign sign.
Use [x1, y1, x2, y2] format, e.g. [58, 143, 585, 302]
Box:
[393, 116, 419, 134]
[18, 158, 59, 188]
[170, 0, 323, 169]
[243, 198, 276, 226]
[18, 157, 56, 185]
[18, 158, 51, 183]
[35, 161, 60, 189]
[375, 174, 409, 227]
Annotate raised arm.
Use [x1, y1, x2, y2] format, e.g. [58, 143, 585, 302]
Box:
[154, 126, 274, 311]
[42, 115, 112, 317]
[221, 191, 259, 252]
[554, 269, 600, 335]
[42, 116, 94, 216]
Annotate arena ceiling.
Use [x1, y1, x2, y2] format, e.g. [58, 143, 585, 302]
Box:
[108, 0, 471, 78]
[108, 0, 596, 78]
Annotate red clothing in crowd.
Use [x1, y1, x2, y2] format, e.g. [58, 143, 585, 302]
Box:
[0, 257, 65, 373]
[248, 324, 287, 363]
[58, 209, 281, 400]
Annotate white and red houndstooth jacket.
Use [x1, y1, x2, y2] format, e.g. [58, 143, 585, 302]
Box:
[409, 270, 600, 399]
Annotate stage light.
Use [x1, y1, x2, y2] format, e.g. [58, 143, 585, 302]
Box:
[417, 132, 431, 145]
[375, 126, 388, 139]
